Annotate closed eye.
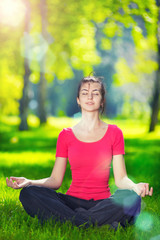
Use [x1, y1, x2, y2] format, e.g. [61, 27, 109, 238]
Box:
[92, 92, 100, 96]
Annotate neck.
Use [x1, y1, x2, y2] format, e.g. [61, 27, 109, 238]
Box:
[79, 111, 101, 131]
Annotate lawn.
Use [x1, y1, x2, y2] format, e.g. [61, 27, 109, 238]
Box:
[0, 116, 160, 240]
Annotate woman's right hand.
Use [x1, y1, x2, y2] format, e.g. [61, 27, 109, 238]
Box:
[6, 177, 31, 189]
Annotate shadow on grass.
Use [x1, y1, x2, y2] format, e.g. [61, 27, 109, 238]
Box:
[0, 132, 58, 152]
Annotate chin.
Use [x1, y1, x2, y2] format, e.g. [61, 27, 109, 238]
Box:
[82, 107, 100, 112]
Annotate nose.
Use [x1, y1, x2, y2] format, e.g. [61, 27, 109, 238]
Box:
[88, 92, 93, 99]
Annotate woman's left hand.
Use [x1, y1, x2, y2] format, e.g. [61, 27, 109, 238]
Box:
[133, 183, 153, 197]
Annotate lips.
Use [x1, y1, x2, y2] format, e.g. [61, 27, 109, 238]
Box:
[86, 102, 94, 105]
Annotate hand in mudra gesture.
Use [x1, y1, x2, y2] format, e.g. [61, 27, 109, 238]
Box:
[133, 183, 153, 197]
[6, 177, 30, 189]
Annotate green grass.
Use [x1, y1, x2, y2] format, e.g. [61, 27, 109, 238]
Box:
[0, 116, 160, 240]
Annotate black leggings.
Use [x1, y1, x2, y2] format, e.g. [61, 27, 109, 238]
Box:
[19, 186, 141, 229]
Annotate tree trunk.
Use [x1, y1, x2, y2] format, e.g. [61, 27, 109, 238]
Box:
[19, 60, 31, 130]
[38, 70, 47, 123]
[149, 1, 160, 132]
[19, 0, 31, 131]
[149, 73, 160, 132]
[37, 0, 47, 124]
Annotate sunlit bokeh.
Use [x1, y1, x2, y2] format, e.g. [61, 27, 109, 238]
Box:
[0, 0, 26, 27]
[20, 33, 49, 63]
[27, 114, 40, 128]
[10, 137, 19, 144]
[135, 211, 153, 231]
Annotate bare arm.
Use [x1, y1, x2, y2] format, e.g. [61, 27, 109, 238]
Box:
[6, 157, 67, 190]
[113, 154, 153, 197]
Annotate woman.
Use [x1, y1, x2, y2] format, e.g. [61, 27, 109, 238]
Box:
[6, 75, 153, 230]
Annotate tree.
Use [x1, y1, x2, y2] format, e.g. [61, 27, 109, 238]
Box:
[19, 0, 31, 130]
[37, 0, 48, 124]
[19, 0, 160, 128]
[0, 0, 159, 130]
[149, 0, 160, 132]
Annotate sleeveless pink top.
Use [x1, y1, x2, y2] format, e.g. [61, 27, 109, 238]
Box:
[55, 124, 125, 200]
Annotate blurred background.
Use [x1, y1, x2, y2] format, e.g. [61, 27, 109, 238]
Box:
[0, 0, 159, 131]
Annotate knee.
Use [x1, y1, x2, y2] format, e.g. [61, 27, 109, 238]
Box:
[112, 189, 141, 208]
[128, 190, 141, 204]
[19, 186, 42, 218]
[19, 185, 38, 203]
[123, 190, 141, 208]
[122, 191, 141, 218]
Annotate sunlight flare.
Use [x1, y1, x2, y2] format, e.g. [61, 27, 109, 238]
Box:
[0, 0, 26, 27]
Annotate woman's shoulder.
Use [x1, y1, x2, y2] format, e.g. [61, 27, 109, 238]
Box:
[108, 124, 123, 135]
[59, 127, 72, 136]
[57, 127, 73, 143]
[109, 124, 120, 129]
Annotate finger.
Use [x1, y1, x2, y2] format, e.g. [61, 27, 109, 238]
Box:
[10, 177, 22, 185]
[10, 178, 15, 188]
[149, 187, 153, 196]
[12, 180, 21, 189]
[6, 177, 13, 188]
[141, 188, 146, 197]
[16, 181, 28, 189]
[6, 177, 10, 187]
[6, 178, 18, 189]
[10, 176, 19, 181]
[7, 178, 13, 188]
[145, 183, 149, 195]
[18, 183, 26, 188]
[13, 181, 20, 189]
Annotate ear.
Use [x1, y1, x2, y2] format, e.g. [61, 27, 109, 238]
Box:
[77, 97, 80, 105]
[101, 98, 105, 105]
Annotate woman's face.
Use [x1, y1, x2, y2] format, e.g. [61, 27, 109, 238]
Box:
[77, 82, 103, 113]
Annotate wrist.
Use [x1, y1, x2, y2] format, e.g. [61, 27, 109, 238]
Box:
[131, 183, 137, 191]
[28, 179, 32, 186]
[132, 183, 140, 195]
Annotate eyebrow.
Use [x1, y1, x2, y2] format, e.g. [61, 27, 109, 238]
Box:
[81, 89, 100, 92]
[81, 89, 88, 91]
[92, 89, 100, 92]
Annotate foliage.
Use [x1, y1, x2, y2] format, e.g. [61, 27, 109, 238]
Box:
[0, 24, 24, 115]
[0, 0, 159, 118]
